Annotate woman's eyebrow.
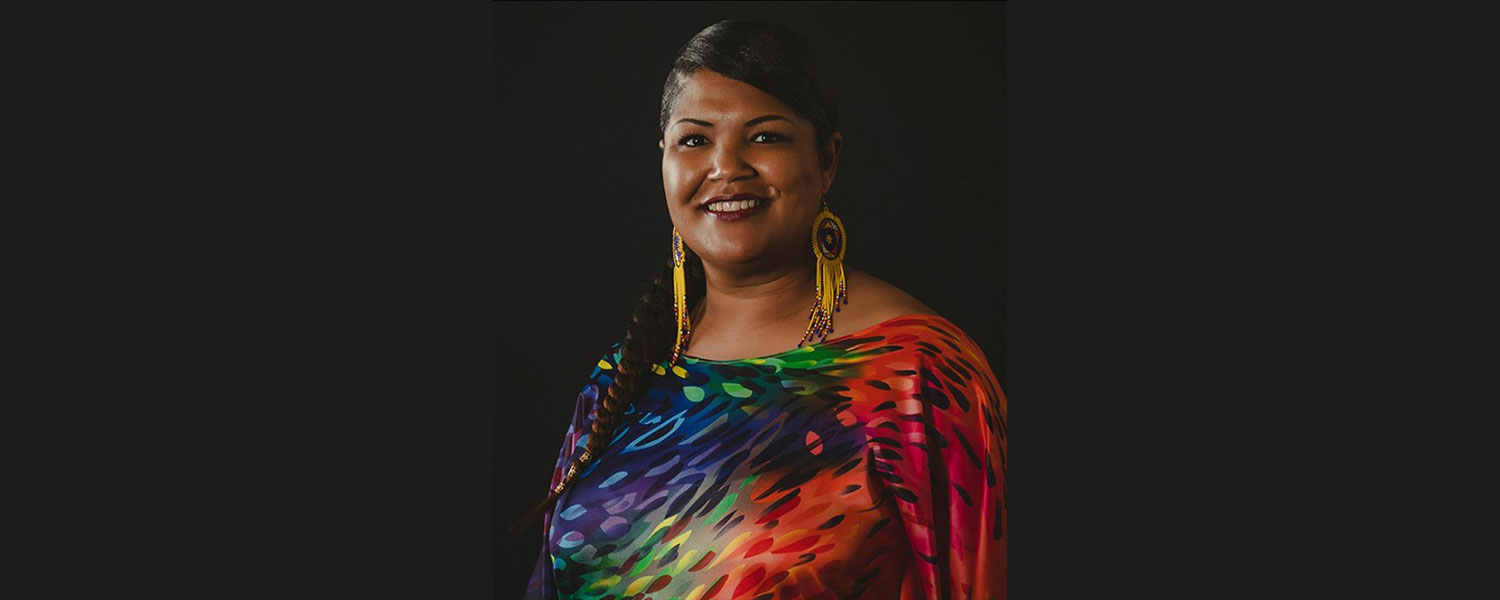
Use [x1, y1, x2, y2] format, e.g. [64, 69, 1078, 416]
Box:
[744, 114, 792, 126]
[672, 114, 793, 128]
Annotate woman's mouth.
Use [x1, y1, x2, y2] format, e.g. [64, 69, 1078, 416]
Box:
[702, 197, 768, 221]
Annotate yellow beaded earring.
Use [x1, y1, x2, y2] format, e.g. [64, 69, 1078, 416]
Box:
[670, 227, 693, 366]
[800, 198, 848, 346]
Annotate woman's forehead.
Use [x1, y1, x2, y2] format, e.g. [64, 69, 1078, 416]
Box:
[672, 71, 799, 124]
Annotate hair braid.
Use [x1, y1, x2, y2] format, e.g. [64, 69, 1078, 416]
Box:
[509, 249, 704, 535]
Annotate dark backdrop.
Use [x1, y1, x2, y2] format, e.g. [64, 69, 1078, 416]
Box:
[62, 1, 1385, 598]
[494, 1, 1004, 594]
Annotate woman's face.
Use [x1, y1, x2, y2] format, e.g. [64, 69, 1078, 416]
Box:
[660, 69, 841, 270]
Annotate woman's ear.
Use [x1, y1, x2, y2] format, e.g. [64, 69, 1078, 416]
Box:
[821, 132, 843, 191]
[658, 138, 665, 152]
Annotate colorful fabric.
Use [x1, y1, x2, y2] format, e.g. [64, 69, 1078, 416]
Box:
[523, 314, 1006, 600]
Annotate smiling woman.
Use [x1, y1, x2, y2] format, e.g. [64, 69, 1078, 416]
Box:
[660, 70, 839, 281]
[517, 19, 1006, 600]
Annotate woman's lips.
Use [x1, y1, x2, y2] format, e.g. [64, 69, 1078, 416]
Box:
[703, 199, 768, 221]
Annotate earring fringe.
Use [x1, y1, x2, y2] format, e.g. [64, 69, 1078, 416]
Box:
[801, 202, 848, 346]
[671, 228, 692, 365]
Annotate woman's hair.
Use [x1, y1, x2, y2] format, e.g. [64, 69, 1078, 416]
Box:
[512, 19, 838, 534]
[660, 20, 840, 166]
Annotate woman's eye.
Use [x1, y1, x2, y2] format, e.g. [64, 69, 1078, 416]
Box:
[677, 132, 784, 147]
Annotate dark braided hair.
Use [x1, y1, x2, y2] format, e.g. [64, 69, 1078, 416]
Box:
[509, 252, 704, 534]
[511, 19, 838, 534]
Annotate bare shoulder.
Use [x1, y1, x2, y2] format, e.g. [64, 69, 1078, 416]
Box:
[842, 269, 939, 330]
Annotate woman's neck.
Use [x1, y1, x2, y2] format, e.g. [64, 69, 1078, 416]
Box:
[692, 257, 817, 341]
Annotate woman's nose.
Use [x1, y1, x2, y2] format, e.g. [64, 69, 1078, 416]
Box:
[707, 138, 755, 182]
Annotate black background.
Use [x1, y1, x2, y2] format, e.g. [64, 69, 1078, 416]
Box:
[495, 3, 1005, 594]
[41, 1, 1458, 598]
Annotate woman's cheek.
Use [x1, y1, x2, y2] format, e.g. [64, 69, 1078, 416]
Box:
[661, 161, 686, 197]
[666, 175, 698, 208]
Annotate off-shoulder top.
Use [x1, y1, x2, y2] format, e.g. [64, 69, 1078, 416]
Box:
[523, 314, 1006, 600]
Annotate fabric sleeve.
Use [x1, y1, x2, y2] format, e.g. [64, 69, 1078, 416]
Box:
[878, 335, 1007, 600]
[521, 342, 622, 600]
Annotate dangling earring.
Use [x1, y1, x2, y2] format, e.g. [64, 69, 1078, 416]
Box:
[801, 197, 849, 346]
[670, 227, 693, 366]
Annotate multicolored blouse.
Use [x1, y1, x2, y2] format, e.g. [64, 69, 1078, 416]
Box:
[522, 314, 1006, 600]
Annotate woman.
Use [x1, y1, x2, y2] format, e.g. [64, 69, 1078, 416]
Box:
[520, 20, 1006, 600]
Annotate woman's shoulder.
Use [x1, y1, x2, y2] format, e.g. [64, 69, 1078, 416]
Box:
[844, 268, 939, 327]
[843, 269, 998, 384]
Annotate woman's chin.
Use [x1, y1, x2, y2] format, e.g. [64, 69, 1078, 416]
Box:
[696, 243, 775, 267]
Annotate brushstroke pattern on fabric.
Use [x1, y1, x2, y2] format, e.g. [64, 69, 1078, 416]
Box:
[522, 314, 1006, 600]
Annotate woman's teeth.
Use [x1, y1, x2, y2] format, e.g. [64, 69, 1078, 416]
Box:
[706, 198, 764, 212]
